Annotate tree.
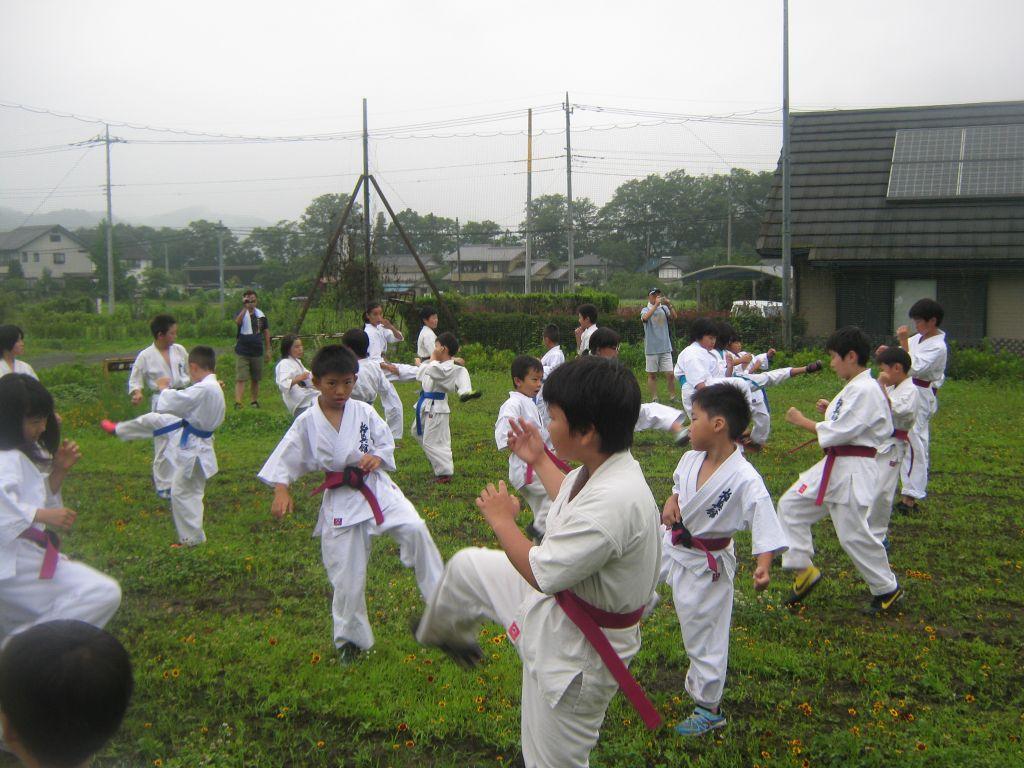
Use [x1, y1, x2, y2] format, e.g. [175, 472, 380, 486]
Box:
[459, 219, 504, 245]
[519, 194, 598, 263]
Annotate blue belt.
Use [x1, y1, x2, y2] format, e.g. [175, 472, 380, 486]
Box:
[736, 375, 771, 413]
[414, 391, 446, 436]
[677, 374, 687, 387]
[153, 419, 214, 447]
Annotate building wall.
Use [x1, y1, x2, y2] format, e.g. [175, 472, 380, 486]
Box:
[987, 273, 1024, 341]
[5, 230, 94, 280]
[796, 261, 836, 337]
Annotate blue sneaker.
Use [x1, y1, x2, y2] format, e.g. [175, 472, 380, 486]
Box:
[674, 706, 726, 736]
[156, 489, 171, 500]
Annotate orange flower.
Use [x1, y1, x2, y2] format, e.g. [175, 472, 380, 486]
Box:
[916, 741, 927, 751]
[405, 739, 415, 748]
[153, 761, 163, 767]
[397, 722, 408, 732]
[268, 637, 278, 646]
[965, 693, 976, 703]
[310, 653, 321, 665]
[848, 708, 857, 716]
[316, 740, 325, 748]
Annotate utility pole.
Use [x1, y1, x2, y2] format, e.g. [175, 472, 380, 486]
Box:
[163, 242, 169, 274]
[782, 0, 793, 347]
[362, 98, 372, 306]
[455, 217, 463, 289]
[104, 124, 115, 314]
[217, 220, 225, 312]
[726, 206, 733, 264]
[564, 93, 575, 291]
[525, 108, 533, 294]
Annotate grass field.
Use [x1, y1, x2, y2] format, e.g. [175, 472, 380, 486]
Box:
[5, 357, 1023, 767]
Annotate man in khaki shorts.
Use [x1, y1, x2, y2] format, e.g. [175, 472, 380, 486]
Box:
[233, 289, 271, 408]
[640, 288, 678, 403]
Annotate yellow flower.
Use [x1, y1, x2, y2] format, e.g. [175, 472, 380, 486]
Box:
[316, 740, 325, 748]
[965, 693, 976, 703]
[310, 653, 321, 665]
[405, 739, 415, 748]
[916, 741, 927, 751]
[153, 761, 163, 767]
[848, 708, 858, 716]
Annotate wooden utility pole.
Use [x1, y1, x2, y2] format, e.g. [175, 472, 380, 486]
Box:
[104, 124, 115, 314]
[525, 108, 533, 294]
[564, 92, 575, 290]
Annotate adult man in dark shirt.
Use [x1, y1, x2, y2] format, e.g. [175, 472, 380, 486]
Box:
[234, 289, 271, 408]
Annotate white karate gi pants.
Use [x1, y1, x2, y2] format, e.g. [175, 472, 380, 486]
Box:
[415, 548, 612, 768]
[749, 406, 771, 445]
[381, 377, 405, 440]
[0, 540, 121, 644]
[517, 479, 551, 536]
[115, 412, 180, 496]
[321, 500, 443, 650]
[665, 551, 735, 710]
[778, 484, 898, 596]
[868, 448, 905, 541]
[900, 402, 933, 500]
[416, 411, 453, 477]
[171, 459, 208, 545]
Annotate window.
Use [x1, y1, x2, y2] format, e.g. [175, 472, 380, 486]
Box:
[892, 280, 936, 333]
[33, 253, 40, 263]
[52, 252, 66, 265]
[21, 251, 28, 262]
[49, 233, 62, 243]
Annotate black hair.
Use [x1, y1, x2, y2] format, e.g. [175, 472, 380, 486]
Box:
[690, 317, 718, 342]
[243, 288, 258, 298]
[577, 303, 598, 324]
[543, 323, 560, 344]
[0, 620, 133, 768]
[0, 325, 24, 354]
[280, 333, 300, 359]
[714, 321, 738, 350]
[420, 305, 438, 322]
[542, 356, 639, 454]
[341, 328, 370, 359]
[436, 331, 460, 356]
[908, 298, 944, 325]
[0, 373, 60, 463]
[826, 326, 871, 366]
[589, 327, 621, 352]
[692, 383, 751, 441]
[511, 355, 543, 385]
[876, 346, 912, 372]
[311, 344, 358, 378]
[149, 314, 177, 339]
[362, 301, 382, 324]
[188, 345, 216, 372]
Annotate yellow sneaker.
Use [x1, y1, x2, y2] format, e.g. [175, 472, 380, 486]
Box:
[784, 565, 822, 606]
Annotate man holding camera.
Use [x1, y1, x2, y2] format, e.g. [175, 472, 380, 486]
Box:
[234, 289, 271, 408]
[640, 287, 678, 403]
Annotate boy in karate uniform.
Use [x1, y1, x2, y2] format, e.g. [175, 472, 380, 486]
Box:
[674, 318, 720, 419]
[126, 314, 190, 499]
[258, 345, 443, 661]
[415, 306, 439, 364]
[868, 347, 917, 547]
[574, 303, 599, 355]
[102, 346, 225, 546]
[495, 356, 563, 540]
[274, 334, 319, 418]
[778, 327, 903, 614]
[730, 359, 824, 448]
[661, 384, 787, 736]
[414, 332, 481, 483]
[342, 328, 405, 440]
[413, 356, 662, 767]
[879, 298, 947, 513]
[537, 324, 565, 429]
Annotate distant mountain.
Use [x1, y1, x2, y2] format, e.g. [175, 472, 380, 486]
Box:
[0, 205, 270, 232]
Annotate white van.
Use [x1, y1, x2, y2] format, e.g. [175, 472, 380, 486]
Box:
[730, 300, 783, 318]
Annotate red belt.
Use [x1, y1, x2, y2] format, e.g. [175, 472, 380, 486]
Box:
[671, 523, 732, 582]
[311, 467, 384, 525]
[912, 378, 937, 393]
[554, 590, 662, 730]
[18, 527, 60, 579]
[892, 429, 909, 441]
[525, 447, 572, 485]
[816, 445, 877, 506]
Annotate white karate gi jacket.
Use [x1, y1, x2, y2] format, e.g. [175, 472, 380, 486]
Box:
[494, 392, 553, 490]
[541, 346, 565, 380]
[350, 357, 405, 438]
[274, 356, 320, 416]
[0, 450, 59, 581]
[153, 373, 226, 479]
[417, 326, 437, 360]
[881, 377, 918, 457]
[674, 342, 720, 412]
[519, 451, 661, 708]
[364, 322, 400, 360]
[908, 331, 947, 412]
[128, 343, 190, 402]
[578, 325, 597, 355]
[791, 370, 892, 507]
[415, 360, 470, 416]
[257, 399, 404, 534]
[0, 359, 37, 379]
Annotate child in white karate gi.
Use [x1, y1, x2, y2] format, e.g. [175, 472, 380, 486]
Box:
[495, 356, 561, 540]
[0, 620, 133, 767]
[868, 347, 918, 546]
[102, 346, 225, 546]
[341, 328, 405, 440]
[0, 325, 37, 380]
[574, 303, 599, 355]
[274, 334, 320, 418]
[258, 345, 443, 661]
[674, 318, 721, 418]
[415, 306, 439, 364]
[778, 327, 902, 615]
[0, 375, 121, 643]
[413, 356, 662, 768]
[537, 324, 565, 429]
[878, 298, 947, 514]
[125, 314, 191, 499]
[414, 332, 481, 483]
[660, 384, 787, 736]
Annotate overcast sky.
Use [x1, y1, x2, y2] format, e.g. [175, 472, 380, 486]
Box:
[1, 0, 1021, 231]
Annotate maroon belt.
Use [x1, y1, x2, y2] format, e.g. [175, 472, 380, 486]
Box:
[525, 447, 572, 485]
[912, 378, 937, 393]
[816, 445, 877, 506]
[311, 467, 384, 525]
[554, 590, 662, 730]
[892, 429, 914, 472]
[671, 523, 732, 582]
[18, 527, 60, 579]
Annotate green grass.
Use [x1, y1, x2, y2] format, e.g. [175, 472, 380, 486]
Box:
[5, 361, 1023, 767]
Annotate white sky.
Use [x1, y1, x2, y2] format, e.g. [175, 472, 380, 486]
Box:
[1, 0, 1022, 230]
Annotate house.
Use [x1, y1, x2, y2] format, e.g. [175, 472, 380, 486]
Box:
[0, 225, 95, 282]
[438, 244, 563, 293]
[573, 253, 613, 285]
[757, 101, 1024, 348]
[182, 264, 263, 292]
[376, 253, 439, 293]
[119, 242, 155, 281]
[641, 255, 692, 282]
